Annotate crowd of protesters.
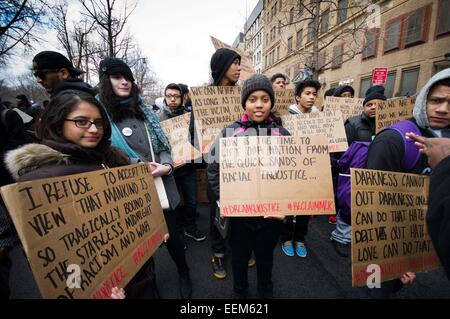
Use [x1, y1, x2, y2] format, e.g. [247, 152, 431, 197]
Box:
[0, 48, 449, 300]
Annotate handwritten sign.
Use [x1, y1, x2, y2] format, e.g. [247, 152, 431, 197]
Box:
[272, 89, 295, 117]
[160, 113, 202, 168]
[210, 35, 255, 81]
[351, 168, 440, 287]
[0, 164, 168, 299]
[281, 109, 348, 153]
[190, 86, 243, 154]
[219, 135, 335, 217]
[323, 96, 364, 122]
[375, 96, 415, 133]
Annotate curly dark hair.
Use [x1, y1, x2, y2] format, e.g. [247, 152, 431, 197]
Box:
[36, 90, 112, 151]
[98, 75, 144, 122]
[295, 80, 321, 96]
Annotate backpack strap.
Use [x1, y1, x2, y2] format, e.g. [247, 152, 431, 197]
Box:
[231, 126, 246, 137]
[380, 120, 421, 171]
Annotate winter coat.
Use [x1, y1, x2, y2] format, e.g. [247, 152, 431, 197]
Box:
[5, 141, 129, 183]
[427, 155, 450, 280]
[104, 101, 180, 211]
[52, 78, 96, 97]
[344, 113, 375, 146]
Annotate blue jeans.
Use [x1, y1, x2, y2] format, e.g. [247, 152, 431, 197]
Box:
[331, 212, 351, 244]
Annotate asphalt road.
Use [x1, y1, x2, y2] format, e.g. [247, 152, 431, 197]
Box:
[9, 204, 450, 299]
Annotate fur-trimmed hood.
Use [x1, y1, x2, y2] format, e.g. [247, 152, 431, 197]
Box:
[5, 143, 69, 181]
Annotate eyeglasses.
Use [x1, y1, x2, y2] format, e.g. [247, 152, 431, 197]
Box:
[165, 94, 182, 100]
[65, 118, 104, 129]
[33, 69, 59, 79]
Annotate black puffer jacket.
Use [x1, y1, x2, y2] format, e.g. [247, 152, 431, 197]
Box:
[427, 155, 450, 280]
[344, 113, 375, 146]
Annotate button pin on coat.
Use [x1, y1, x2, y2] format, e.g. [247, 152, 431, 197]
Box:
[122, 127, 133, 136]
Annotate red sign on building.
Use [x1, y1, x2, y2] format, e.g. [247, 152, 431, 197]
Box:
[372, 68, 388, 85]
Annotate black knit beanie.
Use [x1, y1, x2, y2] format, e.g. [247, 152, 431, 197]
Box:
[363, 85, 386, 105]
[333, 85, 355, 97]
[241, 74, 275, 109]
[210, 48, 241, 86]
[99, 57, 135, 82]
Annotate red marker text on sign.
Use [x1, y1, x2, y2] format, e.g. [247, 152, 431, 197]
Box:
[91, 265, 126, 299]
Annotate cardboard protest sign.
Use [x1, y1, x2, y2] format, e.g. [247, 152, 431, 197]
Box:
[375, 96, 415, 133]
[281, 109, 348, 153]
[190, 86, 243, 154]
[210, 35, 255, 81]
[323, 96, 364, 122]
[351, 168, 440, 287]
[160, 113, 202, 168]
[0, 164, 168, 299]
[272, 89, 295, 117]
[219, 135, 335, 217]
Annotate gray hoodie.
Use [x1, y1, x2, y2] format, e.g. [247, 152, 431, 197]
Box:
[413, 68, 450, 131]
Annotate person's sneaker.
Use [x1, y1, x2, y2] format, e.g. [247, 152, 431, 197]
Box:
[295, 241, 307, 258]
[212, 256, 226, 279]
[248, 257, 256, 268]
[328, 215, 337, 225]
[281, 241, 294, 257]
[184, 229, 206, 242]
[331, 239, 350, 257]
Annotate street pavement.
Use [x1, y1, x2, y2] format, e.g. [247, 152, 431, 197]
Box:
[9, 204, 450, 299]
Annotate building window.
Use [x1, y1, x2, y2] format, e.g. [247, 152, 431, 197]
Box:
[405, 7, 427, 46]
[359, 77, 372, 98]
[436, 0, 450, 37]
[383, 72, 396, 98]
[287, 36, 293, 53]
[384, 18, 401, 52]
[337, 0, 348, 24]
[298, 0, 303, 16]
[332, 44, 343, 69]
[297, 29, 303, 48]
[317, 50, 326, 71]
[277, 46, 280, 60]
[290, 7, 295, 24]
[308, 22, 314, 43]
[362, 28, 379, 59]
[330, 82, 339, 89]
[321, 9, 330, 34]
[400, 68, 420, 96]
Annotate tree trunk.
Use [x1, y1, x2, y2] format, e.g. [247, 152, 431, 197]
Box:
[312, 0, 320, 81]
